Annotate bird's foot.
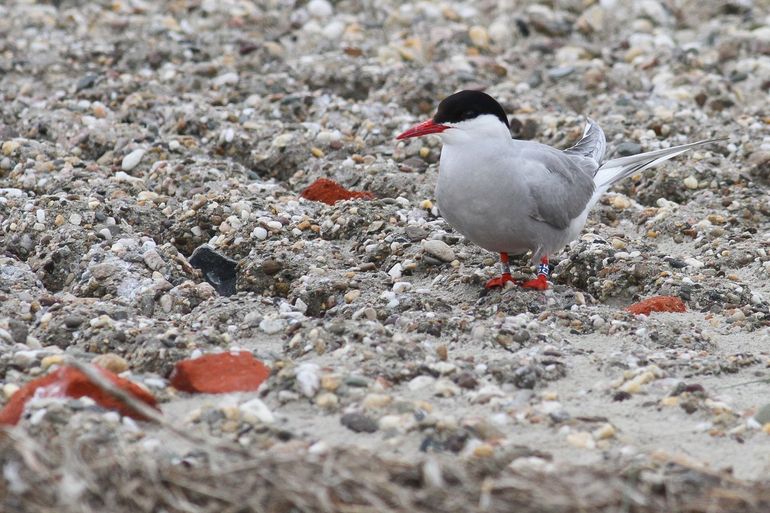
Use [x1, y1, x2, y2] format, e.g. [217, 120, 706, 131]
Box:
[520, 274, 549, 290]
[485, 273, 517, 289]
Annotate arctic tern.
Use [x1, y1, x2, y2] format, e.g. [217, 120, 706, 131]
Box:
[397, 90, 720, 290]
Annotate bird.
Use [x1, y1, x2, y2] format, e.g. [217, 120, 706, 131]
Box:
[396, 90, 721, 290]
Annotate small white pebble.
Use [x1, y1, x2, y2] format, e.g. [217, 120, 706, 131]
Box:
[307, 0, 333, 18]
[253, 227, 268, 240]
[121, 149, 145, 171]
[392, 281, 412, 293]
[684, 257, 704, 268]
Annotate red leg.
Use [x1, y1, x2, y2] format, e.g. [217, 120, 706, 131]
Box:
[485, 252, 517, 289]
[521, 256, 550, 290]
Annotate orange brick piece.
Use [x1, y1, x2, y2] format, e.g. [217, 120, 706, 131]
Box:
[0, 366, 158, 425]
[626, 295, 687, 315]
[300, 178, 374, 205]
[170, 352, 270, 394]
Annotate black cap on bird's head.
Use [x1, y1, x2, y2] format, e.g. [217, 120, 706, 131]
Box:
[433, 90, 509, 128]
[396, 90, 509, 140]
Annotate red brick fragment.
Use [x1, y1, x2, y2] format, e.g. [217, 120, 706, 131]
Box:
[0, 366, 158, 425]
[300, 178, 374, 205]
[626, 295, 687, 315]
[170, 352, 270, 394]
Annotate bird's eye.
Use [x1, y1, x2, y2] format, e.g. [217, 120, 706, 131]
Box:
[462, 110, 477, 120]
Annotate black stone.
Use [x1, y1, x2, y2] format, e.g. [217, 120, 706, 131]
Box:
[340, 413, 378, 433]
[75, 73, 99, 92]
[189, 245, 238, 296]
[666, 258, 688, 269]
[613, 391, 632, 402]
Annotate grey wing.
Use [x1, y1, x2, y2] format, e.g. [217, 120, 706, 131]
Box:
[563, 118, 606, 167]
[524, 150, 596, 230]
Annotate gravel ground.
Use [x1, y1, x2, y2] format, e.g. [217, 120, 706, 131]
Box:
[1, 0, 770, 510]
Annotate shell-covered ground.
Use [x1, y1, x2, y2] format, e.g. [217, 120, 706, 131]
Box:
[1, 0, 770, 511]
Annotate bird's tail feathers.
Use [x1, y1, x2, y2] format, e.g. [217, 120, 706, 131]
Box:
[589, 138, 724, 208]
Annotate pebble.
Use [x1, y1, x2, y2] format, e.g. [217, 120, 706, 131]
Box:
[296, 363, 320, 398]
[253, 227, 268, 240]
[566, 431, 596, 449]
[408, 375, 436, 391]
[91, 353, 129, 374]
[593, 423, 616, 440]
[363, 393, 392, 409]
[392, 281, 412, 293]
[315, 392, 339, 409]
[344, 290, 361, 303]
[615, 142, 642, 156]
[468, 26, 489, 47]
[307, 0, 333, 18]
[547, 66, 574, 80]
[434, 378, 460, 397]
[239, 398, 275, 424]
[1, 140, 20, 156]
[41, 354, 64, 369]
[13, 350, 40, 369]
[660, 396, 678, 407]
[320, 374, 340, 391]
[259, 317, 286, 334]
[121, 149, 145, 171]
[340, 412, 378, 433]
[422, 240, 455, 262]
[344, 375, 370, 388]
[620, 370, 657, 394]
[63, 316, 85, 329]
[684, 257, 705, 268]
[143, 249, 165, 271]
[611, 196, 631, 209]
[3, 383, 20, 399]
[472, 443, 494, 458]
[577, 4, 605, 33]
[684, 176, 698, 189]
[0, 328, 12, 344]
[473, 384, 505, 404]
[213, 72, 239, 87]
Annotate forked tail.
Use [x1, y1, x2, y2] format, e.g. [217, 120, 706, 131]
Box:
[589, 138, 724, 208]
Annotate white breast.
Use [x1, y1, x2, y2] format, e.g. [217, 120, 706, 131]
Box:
[436, 140, 535, 255]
